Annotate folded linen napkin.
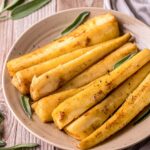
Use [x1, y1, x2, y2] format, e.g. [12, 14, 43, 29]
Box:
[104, 0, 150, 26]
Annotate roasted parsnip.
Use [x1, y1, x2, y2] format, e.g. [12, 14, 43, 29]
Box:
[32, 42, 137, 122]
[32, 77, 105, 122]
[61, 42, 137, 90]
[7, 13, 119, 76]
[30, 33, 131, 100]
[79, 73, 150, 150]
[12, 45, 98, 94]
[32, 88, 83, 122]
[32, 81, 100, 122]
[65, 62, 150, 140]
[52, 50, 150, 129]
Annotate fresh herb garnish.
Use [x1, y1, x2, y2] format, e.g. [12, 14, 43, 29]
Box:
[0, 143, 39, 149]
[20, 95, 32, 119]
[133, 106, 150, 125]
[0, 140, 6, 147]
[0, 112, 4, 124]
[0, 112, 4, 144]
[0, 109, 38, 149]
[3, 0, 25, 11]
[11, 0, 51, 20]
[0, 0, 7, 13]
[0, 0, 25, 14]
[0, 0, 51, 20]
[61, 11, 90, 36]
[114, 52, 138, 69]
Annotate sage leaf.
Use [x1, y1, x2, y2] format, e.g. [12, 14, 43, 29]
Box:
[114, 52, 138, 69]
[0, 0, 7, 12]
[4, 0, 25, 11]
[11, 0, 51, 20]
[133, 106, 150, 125]
[20, 95, 32, 119]
[0, 0, 24, 14]
[0, 140, 6, 147]
[0, 143, 39, 149]
[61, 11, 90, 36]
[0, 112, 4, 124]
[0, 112, 5, 143]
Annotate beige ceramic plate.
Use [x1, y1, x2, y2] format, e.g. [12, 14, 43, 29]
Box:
[2, 8, 150, 150]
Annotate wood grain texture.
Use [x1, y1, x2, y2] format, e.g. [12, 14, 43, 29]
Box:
[0, 0, 149, 150]
[0, 0, 103, 150]
[56, 0, 103, 11]
[0, 1, 56, 149]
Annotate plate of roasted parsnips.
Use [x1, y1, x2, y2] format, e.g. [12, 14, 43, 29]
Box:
[2, 8, 150, 150]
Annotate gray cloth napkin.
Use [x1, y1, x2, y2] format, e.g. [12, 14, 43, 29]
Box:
[103, 0, 150, 150]
[104, 0, 150, 25]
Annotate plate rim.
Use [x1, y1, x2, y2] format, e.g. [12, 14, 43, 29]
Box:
[2, 7, 150, 150]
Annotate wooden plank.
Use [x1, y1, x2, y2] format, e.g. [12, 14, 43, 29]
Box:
[56, 0, 103, 11]
[0, 0, 56, 149]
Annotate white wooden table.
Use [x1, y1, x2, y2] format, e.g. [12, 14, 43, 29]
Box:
[0, 0, 149, 149]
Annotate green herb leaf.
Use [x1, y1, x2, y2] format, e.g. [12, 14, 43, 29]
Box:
[20, 95, 32, 119]
[61, 11, 90, 36]
[0, 112, 5, 143]
[0, 140, 6, 147]
[133, 106, 150, 125]
[0, 143, 39, 150]
[0, 0, 25, 14]
[114, 52, 138, 69]
[0, 0, 7, 12]
[0, 112, 4, 124]
[4, 0, 25, 11]
[11, 0, 51, 20]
